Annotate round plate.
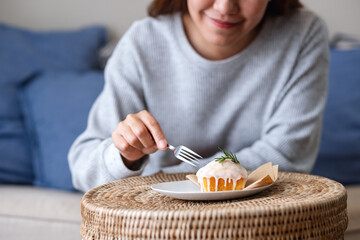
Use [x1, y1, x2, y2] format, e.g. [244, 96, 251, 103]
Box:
[151, 180, 273, 201]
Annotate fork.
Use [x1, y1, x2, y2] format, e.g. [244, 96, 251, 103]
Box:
[168, 144, 202, 167]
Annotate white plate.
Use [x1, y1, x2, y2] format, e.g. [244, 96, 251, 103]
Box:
[151, 180, 273, 201]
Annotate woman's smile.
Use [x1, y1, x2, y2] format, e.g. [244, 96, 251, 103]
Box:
[208, 16, 244, 29]
[184, 0, 269, 60]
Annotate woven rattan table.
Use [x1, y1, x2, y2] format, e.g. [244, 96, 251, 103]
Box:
[81, 172, 347, 240]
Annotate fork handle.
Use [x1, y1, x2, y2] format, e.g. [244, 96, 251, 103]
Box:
[168, 144, 175, 151]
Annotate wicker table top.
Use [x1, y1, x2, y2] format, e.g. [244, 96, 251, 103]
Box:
[81, 172, 348, 240]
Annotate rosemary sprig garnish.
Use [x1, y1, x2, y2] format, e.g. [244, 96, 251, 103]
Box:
[215, 147, 240, 164]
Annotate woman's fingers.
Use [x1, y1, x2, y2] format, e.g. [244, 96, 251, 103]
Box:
[142, 145, 158, 154]
[112, 132, 144, 161]
[139, 110, 168, 150]
[117, 121, 144, 150]
[125, 114, 156, 149]
[112, 110, 168, 162]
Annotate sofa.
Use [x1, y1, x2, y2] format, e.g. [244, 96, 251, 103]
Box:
[0, 23, 359, 239]
[0, 23, 105, 239]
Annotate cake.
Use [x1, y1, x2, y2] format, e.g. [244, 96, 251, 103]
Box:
[196, 149, 248, 192]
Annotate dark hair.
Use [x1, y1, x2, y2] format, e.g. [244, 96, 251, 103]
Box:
[148, 0, 302, 17]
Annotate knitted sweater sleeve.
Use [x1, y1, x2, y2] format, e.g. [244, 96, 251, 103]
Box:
[237, 17, 329, 173]
[68, 26, 149, 192]
[162, 16, 329, 174]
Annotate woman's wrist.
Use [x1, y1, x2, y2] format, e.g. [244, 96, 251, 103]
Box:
[122, 155, 145, 170]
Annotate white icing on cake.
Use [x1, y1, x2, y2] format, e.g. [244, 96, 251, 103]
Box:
[196, 159, 248, 191]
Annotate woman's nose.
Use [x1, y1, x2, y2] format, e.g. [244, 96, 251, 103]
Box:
[213, 0, 239, 15]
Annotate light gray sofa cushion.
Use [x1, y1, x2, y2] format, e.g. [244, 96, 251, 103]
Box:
[0, 185, 83, 240]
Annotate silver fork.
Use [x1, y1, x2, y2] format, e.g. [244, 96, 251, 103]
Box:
[168, 144, 202, 167]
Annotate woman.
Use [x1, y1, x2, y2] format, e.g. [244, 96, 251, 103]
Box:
[69, 0, 329, 192]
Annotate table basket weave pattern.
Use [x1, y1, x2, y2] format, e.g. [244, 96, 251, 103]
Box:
[81, 172, 347, 240]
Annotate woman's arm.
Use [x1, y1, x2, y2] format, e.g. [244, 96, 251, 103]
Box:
[68, 34, 150, 192]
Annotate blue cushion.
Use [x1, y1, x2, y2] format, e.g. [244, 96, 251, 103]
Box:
[20, 71, 104, 190]
[0, 84, 24, 119]
[0, 23, 108, 77]
[312, 48, 360, 185]
[0, 119, 33, 184]
[0, 23, 107, 185]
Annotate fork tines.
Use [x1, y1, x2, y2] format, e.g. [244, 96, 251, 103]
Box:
[178, 146, 202, 167]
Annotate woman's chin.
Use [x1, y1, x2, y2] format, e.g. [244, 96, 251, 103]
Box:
[206, 36, 239, 47]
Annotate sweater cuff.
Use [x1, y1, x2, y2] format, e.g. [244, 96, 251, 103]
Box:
[104, 143, 149, 179]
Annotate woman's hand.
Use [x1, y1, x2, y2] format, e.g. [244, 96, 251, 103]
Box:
[112, 110, 168, 168]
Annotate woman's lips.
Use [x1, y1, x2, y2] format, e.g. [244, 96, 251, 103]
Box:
[209, 18, 241, 29]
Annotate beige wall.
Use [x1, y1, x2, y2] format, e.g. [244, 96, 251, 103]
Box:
[0, 0, 150, 40]
[301, 0, 360, 38]
[0, 0, 359, 41]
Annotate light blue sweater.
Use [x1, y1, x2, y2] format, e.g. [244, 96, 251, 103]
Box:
[68, 9, 329, 192]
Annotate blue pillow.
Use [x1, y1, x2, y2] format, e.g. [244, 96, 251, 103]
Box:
[0, 23, 108, 76]
[20, 71, 104, 190]
[0, 119, 33, 184]
[312, 48, 360, 185]
[0, 23, 107, 185]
